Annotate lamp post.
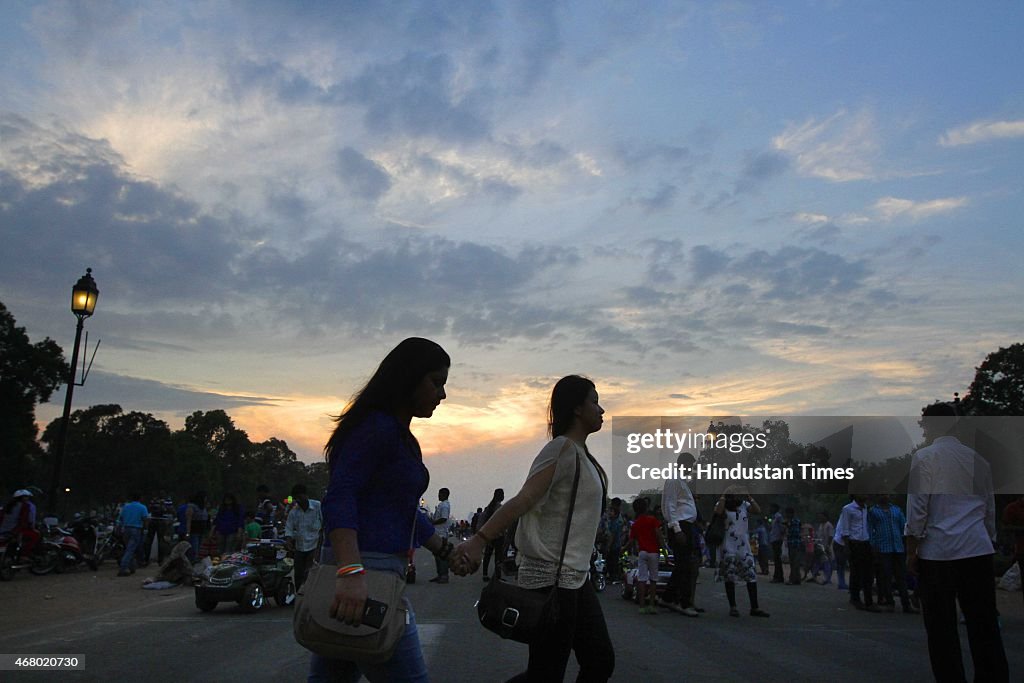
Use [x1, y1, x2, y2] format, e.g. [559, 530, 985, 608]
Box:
[47, 268, 99, 514]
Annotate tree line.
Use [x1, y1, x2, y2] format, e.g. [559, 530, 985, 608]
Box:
[0, 301, 327, 511]
[0, 298, 1020, 511]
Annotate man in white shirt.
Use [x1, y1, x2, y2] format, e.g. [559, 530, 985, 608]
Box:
[284, 484, 322, 591]
[905, 403, 1008, 682]
[431, 488, 451, 584]
[840, 494, 879, 611]
[661, 452, 700, 616]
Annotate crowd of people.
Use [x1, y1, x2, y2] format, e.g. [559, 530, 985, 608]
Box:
[4, 336, 1019, 682]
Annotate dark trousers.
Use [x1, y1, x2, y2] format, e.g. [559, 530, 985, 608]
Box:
[605, 545, 621, 582]
[847, 540, 875, 605]
[771, 540, 784, 582]
[665, 525, 695, 608]
[483, 540, 502, 576]
[506, 580, 614, 683]
[787, 545, 803, 584]
[142, 522, 157, 564]
[292, 549, 315, 591]
[918, 555, 1008, 683]
[875, 551, 911, 607]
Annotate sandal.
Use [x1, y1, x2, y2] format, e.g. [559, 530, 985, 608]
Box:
[729, 607, 740, 617]
[750, 608, 770, 617]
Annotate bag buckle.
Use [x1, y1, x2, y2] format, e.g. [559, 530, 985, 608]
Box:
[501, 607, 520, 628]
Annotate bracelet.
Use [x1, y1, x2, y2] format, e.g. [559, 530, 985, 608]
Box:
[474, 530, 492, 544]
[336, 564, 366, 577]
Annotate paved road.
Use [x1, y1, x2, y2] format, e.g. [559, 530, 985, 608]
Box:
[1, 550, 1020, 681]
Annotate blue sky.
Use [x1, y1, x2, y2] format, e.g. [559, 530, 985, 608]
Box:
[2, 1, 1022, 512]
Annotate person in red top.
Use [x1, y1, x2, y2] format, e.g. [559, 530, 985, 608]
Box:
[0, 490, 39, 559]
[629, 497, 666, 614]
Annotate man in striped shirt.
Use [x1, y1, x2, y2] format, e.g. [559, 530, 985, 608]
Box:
[868, 494, 917, 613]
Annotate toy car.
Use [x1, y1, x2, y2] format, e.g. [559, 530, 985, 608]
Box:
[195, 540, 295, 613]
[620, 551, 674, 602]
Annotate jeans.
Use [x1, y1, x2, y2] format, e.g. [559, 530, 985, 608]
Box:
[308, 552, 428, 683]
[506, 579, 614, 683]
[120, 527, 143, 571]
[918, 555, 1008, 683]
[833, 543, 848, 588]
[875, 551, 910, 607]
[188, 532, 203, 561]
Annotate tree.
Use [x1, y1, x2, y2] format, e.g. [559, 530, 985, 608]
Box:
[963, 343, 1024, 416]
[0, 301, 68, 493]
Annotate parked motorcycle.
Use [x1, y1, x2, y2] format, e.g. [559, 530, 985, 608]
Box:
[34, 517, 89, 574]
[92, 522, 125, 567]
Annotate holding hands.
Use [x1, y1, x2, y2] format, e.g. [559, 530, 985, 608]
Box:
[450, 533, 486, 576]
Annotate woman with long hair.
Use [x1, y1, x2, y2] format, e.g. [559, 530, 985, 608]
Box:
[308, 337, 453, 683]
[455, 375, 614, 682]
[213, 493, 244, 557]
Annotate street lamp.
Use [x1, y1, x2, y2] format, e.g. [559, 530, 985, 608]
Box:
[47, 269, 99, 515]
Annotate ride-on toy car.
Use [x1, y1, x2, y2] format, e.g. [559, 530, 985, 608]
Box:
[195, 540, 295, 613]
[621, 551, 674, 602]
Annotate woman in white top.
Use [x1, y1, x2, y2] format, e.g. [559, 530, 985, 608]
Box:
[455, 375, 613, 682]
[713, 487, 770, 618]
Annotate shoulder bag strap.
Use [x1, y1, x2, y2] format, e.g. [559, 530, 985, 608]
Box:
[553, 448, 582, 587]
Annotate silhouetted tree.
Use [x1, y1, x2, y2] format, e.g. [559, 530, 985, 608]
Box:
[963, 343, 1024, 416]
[0, 301, 68, 493]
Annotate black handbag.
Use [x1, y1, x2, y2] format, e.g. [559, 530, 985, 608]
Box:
[705, 512, 726, 546]
[476, 451, 581, 644]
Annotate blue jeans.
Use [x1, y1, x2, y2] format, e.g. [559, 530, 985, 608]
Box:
[308, 551, 428, 683]
[120, 527, 143, 571]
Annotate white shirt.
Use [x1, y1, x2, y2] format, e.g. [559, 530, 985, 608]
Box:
[515, 437, 604, 589]
[905, 436, 996, 561]
[284, 499, 322, 552]
[663, 476, 697, 524]
[839, 501, 869, 542]
[833, 512, 846, 546]
[433, 500, 451, 539]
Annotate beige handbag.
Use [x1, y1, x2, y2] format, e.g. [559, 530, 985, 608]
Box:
[293, 564, 407, 663]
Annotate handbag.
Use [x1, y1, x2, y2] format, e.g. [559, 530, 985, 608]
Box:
[476, 449, 581, 644]
[293, 563, 407, 663]
[705, 512, 725, 546]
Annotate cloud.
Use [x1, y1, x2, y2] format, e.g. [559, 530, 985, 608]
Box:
[341, 51, 491, 143]
[939, 119, 1024, 147]
[872, 196, 969, 221]
[691, 245, 870, 301]
[734, 149, 789, 194]
[336, 147, 393, 201]
[772, 109, 879, 182]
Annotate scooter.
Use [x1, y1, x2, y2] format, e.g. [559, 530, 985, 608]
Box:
[36, 517, 89, 573]
[0, 530, 57, 579]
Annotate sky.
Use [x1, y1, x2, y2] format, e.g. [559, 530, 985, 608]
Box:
[2, 1, 1022, 516]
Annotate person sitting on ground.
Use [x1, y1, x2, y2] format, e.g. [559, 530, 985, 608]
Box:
[143, 540, 194, 588]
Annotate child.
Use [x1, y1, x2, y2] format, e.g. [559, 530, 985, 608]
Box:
[244, 510, 261, 545]
[629, 497, 666, 615]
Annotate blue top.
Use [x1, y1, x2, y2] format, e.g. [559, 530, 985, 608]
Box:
[867, 503, 907, 554]
[214, 505, 245, 535]
[322, 411, 435, 554]
[118, 501, 150, 529]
